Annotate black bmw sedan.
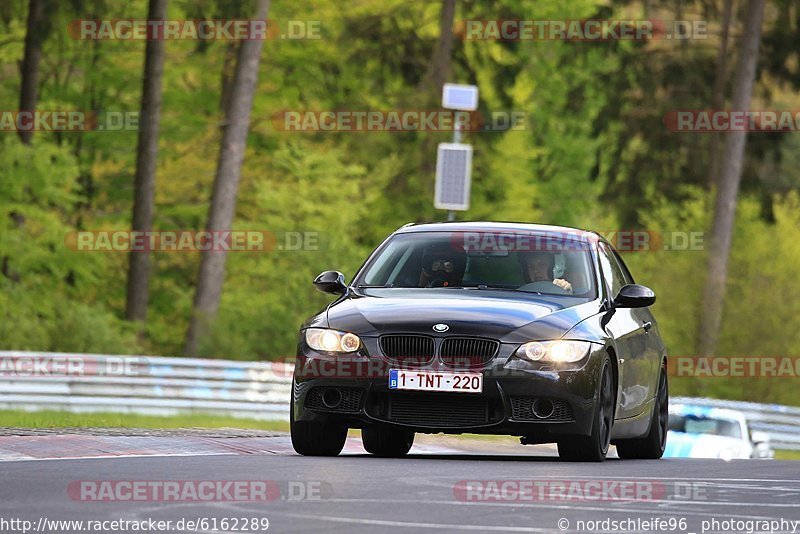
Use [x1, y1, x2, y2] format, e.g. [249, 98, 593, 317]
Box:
[291, 222, 668, 462]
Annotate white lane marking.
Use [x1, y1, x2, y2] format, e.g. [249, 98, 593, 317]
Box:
[0, 452, 34, 461]
[0, 451, 238, 463]
[399, 475, 800, 497]
[269, 511, 550, 532]
[311, 498, 790, 521]
[343, 477, 800, 509]
[398, 474, 800, 484]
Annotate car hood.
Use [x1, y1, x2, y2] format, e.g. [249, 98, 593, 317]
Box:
[317, 288, 598, 342]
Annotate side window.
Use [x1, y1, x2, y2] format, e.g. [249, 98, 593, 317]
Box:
[610, 249, 635, 285]
[597, 243, 627, 298]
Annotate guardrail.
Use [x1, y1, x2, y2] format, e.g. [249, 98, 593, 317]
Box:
[0, 351, 293, 421]
[673, 396, 800, 451]
[1, 352, 798, 448]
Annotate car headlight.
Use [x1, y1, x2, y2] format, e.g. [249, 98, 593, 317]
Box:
[516, 340, 592, 363]
[305, 328, 362, 353]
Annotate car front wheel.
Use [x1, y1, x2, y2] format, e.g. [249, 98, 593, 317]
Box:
[290, 388, 347, 456]
[616, 362, 668, 460]
[558, 354, 614, 462]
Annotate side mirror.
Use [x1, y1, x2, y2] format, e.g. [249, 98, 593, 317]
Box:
[313, 270, 347, 295]
[614, 284, 656, 308]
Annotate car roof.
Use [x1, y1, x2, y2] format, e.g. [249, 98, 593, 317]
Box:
[396, 221, 599, 241]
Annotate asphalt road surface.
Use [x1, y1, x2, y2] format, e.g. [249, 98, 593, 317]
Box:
[0, 433, 798, 534]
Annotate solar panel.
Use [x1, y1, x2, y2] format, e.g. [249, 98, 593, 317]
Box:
[435, 143, 473, 211]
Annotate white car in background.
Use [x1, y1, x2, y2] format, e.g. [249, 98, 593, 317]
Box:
[665, 404, 773, 460]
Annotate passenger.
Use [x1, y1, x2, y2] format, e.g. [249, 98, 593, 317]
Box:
[418, 244, 467, 288]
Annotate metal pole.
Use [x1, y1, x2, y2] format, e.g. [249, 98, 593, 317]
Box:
[447, 119, 462, 222]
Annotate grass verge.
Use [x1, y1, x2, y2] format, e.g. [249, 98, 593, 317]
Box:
[0, 410, 289, 432]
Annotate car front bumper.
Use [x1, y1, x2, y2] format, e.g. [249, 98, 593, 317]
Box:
[291, 342, 606, 441]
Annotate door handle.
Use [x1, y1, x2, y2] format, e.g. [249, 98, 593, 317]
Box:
[643, 321, 652, 333]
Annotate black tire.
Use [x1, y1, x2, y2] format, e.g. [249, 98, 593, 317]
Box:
[290, 391, 347, 457]
[616, 363, 668, 460]
[558, 355, 614, 462]
[362, 426, 415, 458]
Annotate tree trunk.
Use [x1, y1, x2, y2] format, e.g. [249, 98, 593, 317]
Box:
[417, 0, 457, 102]
[412, 0, 458, 213]
[698, 0, 765, 357]
[125, 0, 168, 324]
[220, 42, 240, 115]
[18, 0, 46, 145]
[185, 0, 270, 357]
[707, 0, 735, 188]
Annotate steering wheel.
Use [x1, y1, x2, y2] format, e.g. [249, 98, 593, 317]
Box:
[518, 280, 570, 295]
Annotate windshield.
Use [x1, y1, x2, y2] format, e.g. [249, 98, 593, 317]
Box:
[355, 231, 597, 298]
[669, 414, 743, 439]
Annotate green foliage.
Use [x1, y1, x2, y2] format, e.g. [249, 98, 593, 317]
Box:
[621, 187, 711, 359]
[0, 138, 141, 353]
[195, 141, 370, 359]
[1, 0, 800, 408]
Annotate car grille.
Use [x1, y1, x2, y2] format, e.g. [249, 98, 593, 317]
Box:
[509, 396, 574, 422]
[440, 337, 499, 368]
[304, 387, 363, 413]
[379, 335, 435, 364]
[385, 393, 498, 427]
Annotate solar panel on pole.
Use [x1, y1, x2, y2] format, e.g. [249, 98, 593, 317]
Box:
[434, 142, 472, 211]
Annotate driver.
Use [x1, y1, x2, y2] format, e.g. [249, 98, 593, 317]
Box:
[519, 251, 573, 293]
[418, 244, 467, 288]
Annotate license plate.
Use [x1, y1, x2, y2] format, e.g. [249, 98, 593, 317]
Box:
[388, 369, 483, 393]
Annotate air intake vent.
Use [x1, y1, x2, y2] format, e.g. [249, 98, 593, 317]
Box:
[509, 397, 574, 422]
[388, 393, 494, 427]
[304, 387, 364, 413]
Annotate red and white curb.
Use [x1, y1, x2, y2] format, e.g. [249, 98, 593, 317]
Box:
[0, 434, 465, 462]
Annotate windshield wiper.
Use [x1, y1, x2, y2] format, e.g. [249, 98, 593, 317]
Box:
[356, 284, 394, 288]
[464, 285, 570, 296]
[463, 284, 524, 291]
